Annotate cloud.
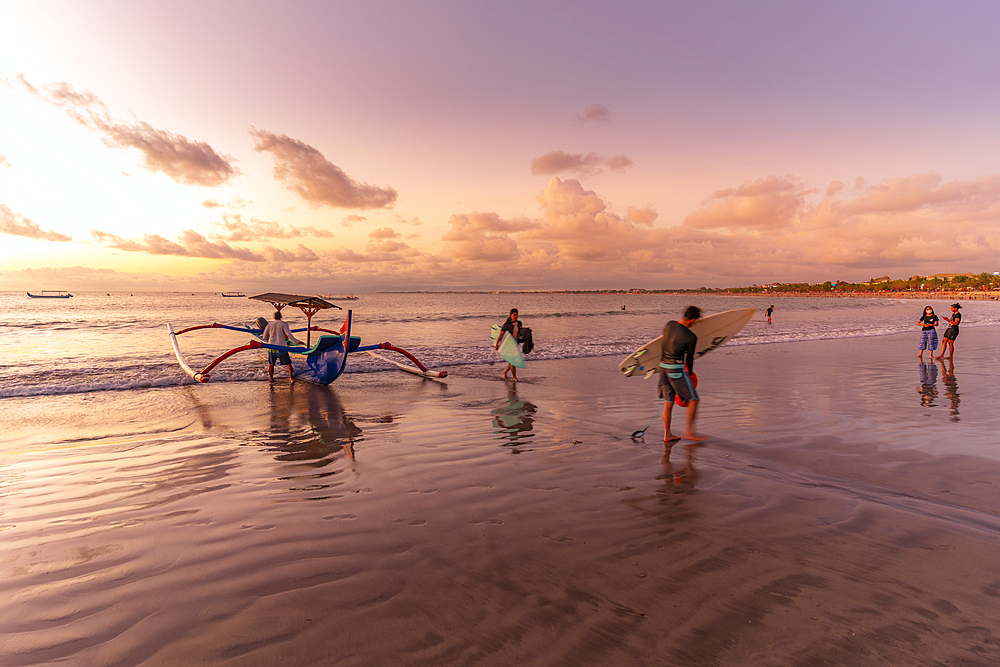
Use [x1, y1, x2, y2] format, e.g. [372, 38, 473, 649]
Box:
[341, 214, 367, 227]
[0, 204, 72, 241]
[442, 211, 540, 262]
[684, 175, 813, 230]
[17, 76, 237, 187]
[530, 150, 633, 177]
[91, 229, 269, 261]
[212, 214, 334, 241]
[0, 154, 11, 168]
[575, 103, 611, 123]
[202, 198, 248, 209]
[249, 128, 397, 209]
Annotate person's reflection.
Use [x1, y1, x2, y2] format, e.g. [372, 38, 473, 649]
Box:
[268, 383, 362, 464]
[938, 358, 960, 421]
[917, 361, 938, 408]
[491, 385, 537, 450]
[658, 441, 701, 493]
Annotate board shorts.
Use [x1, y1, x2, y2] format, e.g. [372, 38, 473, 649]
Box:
[918, 328, 938, 351]
[658, 363, 698, 404]
[943, 326, 959, 341]
[268, 350, 292, 366]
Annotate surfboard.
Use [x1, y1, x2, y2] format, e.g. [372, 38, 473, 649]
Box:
[491, 324, 526, 368]
[618, 308, 756, 377]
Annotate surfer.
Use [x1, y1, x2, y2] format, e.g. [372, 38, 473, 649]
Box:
[766, 305, 774, 322]
[262, 310, 303, 382]
[660, 305, 706, 442]
[496, 308, 522, 380]
[936, 303, 961, 359]
[917, 305, 939, 360]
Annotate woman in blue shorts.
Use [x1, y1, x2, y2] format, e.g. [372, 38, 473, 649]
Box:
[917, 305, 939, 360]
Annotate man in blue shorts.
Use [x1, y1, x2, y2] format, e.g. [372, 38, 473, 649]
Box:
[261, 311, 303, 382]
[660, 305, 706, 442]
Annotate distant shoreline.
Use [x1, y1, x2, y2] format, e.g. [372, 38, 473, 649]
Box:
[706, 290, 1000, 301]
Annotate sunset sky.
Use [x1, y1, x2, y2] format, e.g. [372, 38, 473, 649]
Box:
[2, 1, 999, 292]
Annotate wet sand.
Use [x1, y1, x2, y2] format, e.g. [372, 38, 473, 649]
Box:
[2, 327, 1000, 665]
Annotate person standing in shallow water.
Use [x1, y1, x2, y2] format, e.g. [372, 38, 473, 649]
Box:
[496, 308, 522, 381]
[917, 305, 939, 360]
[766, 305, 774, 323]
[659, 305, 706, 443]
[937, 303, 962, 360]
[261, 310, 303, 382]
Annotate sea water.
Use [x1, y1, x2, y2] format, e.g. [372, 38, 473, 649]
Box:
[2, 291, 998, 398]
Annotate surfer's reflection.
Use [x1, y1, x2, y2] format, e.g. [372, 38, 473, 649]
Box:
[658, 442, 701, 493]
[917, 361, 938, 408]
[491, 385, 537, 451]
[939, 358, 960, 421]
[266, 383, 362, 464]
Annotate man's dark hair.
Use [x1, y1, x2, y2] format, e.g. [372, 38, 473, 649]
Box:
[274, 311, 282, 320]
[683, 305, 701, 321]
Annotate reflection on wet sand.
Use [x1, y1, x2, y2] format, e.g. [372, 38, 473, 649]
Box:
[491, 384, 537, 451]
[658, 442, 701, 493]
[917, 361, 938, 407]
[939, 358, 960, 421]
[262, 383, 362, 465]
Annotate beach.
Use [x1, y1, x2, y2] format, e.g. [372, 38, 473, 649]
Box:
[3, 314, 1000, 666]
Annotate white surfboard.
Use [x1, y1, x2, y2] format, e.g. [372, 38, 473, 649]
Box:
[491, 324, 526, 368]
[619, 308, 756, 377]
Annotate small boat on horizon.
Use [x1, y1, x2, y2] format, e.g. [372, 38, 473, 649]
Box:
[27, 291, 73, 298]
[221, 291, 246, 297]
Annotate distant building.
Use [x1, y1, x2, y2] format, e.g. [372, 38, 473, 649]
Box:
[869, 275, 890, 284]
[928, 272, 975, 280]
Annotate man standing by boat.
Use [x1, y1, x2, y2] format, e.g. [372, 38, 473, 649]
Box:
[262, 311, 303, 382]
[660, 306, 706, 443]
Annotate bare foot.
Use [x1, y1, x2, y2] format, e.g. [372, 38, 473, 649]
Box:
[683, 432, 707, 442]
[664, 435, 680, 443]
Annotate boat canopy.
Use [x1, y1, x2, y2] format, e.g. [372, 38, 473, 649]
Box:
[249, 293, 342, 314]
[250, 293, 343, 347]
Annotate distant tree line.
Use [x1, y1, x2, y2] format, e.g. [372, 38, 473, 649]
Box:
[706, 272, 1000, 294]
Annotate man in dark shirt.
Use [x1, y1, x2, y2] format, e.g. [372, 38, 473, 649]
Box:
[660, 305, 706, 442]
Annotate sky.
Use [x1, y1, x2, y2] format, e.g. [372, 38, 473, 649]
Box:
[2, 0, 999, 292]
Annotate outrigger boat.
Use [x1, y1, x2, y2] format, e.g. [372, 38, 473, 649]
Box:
[27, 291, 73, 298]
[167, 292, 446, 384]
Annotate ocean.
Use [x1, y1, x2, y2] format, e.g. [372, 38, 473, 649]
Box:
[4, 291, 998, 398]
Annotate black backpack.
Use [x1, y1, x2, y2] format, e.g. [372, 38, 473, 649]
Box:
[520, 327, 534, 354]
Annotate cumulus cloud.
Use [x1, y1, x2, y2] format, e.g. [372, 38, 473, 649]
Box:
[17, 76, 237, 187]
[530, 150, 633, 177]
[685, 176, 814, 231]
[249, 128, 397, 209]
[674, 172, 1000, 276]
[443, 211, 540, 262]
[212, 214, 334, 241]
[0, 204, 72, 241]
[575, 103, 611, 123]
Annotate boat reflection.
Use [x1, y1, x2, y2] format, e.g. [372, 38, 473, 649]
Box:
[491, 385, 537, 452]
[939, 358, 960, 422]
[264, 383, 362, 465]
